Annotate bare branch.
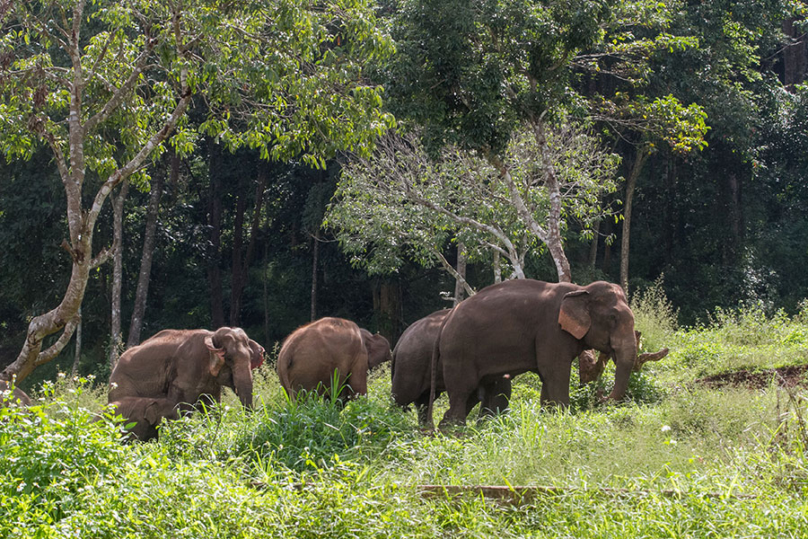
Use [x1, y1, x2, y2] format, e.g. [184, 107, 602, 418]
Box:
[431, 247, 476, 298]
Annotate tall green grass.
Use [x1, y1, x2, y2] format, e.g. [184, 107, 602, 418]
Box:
[2, 300, 808, 537]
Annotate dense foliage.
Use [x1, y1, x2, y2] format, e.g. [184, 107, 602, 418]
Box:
[0, 1, 805, 385]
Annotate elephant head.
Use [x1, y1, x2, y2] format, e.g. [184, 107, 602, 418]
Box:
[558, 281, 638, 401]
[204, 327, 265, 409]
[360, 329, 393, 369]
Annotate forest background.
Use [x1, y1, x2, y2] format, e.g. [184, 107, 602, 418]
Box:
[0, 0, 806, 390]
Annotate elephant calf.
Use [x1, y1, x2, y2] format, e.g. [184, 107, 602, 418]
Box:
[108, 397, 180, 441]
[277, 317, 392, 401]
[578, 331, 669, 385]
[392, 309, 511, 427]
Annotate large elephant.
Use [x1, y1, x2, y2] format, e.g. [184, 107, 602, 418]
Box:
[108, 326, 265, 440]
[392, 309, 511, 426]
[108, 397, 180, 441]
[430, 279, 640, 426]
[277, 317, 392, 401]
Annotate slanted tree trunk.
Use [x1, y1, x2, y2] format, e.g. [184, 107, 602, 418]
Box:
[620, 146, 649, 294]
[109, 180, 130, 368]
[207, 140, 226, 329]
[126, 152, 171, 348]
[1, 13, 191, 383]
[229, 167, 266, 326]
[453, 242, 467, 306]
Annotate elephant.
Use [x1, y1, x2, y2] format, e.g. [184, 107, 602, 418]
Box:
[108, 397, 180, 441]
[0, 379, 31, 408]
[277, 317, 392, 401]
[108, 326, 265, 440]
[578, 330, 669, 385]
[392, 309, 511, 426]
[429, 279, 641, 427]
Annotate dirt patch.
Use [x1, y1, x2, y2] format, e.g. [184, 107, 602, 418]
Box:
[697, 364, 808, 390]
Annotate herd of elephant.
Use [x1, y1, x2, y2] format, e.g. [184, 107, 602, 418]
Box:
[0, 279, 669, 441]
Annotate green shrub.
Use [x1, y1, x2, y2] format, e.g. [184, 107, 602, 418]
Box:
[233, 390, 411, 473]
[0, 381, 129, 538]
[631, 276, 679, 353]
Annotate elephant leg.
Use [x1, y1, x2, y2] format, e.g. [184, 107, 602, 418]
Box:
[344, 367, 368, 399]
[464, 391, 480, 417]
[440, 385, 476, 427]
[539, 360, 573, 407]
[478, 377, 511, 418]
[414, 391, 439, 428]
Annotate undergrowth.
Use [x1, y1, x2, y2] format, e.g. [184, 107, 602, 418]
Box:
[3, 297, 808, 537]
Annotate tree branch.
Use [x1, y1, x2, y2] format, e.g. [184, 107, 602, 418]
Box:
[83, 42, 156, 135]
[431, 247, 476, 298]
[34, 312, 81, 367]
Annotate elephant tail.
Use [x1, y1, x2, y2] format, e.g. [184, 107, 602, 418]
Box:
[426, 313, 450, 431]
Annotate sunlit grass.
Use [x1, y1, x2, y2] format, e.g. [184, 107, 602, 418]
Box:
[3, 301, 808, 537]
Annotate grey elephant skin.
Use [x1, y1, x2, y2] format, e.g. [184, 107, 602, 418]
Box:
[277, 317, 392, 401]
[431, 279, 640, 426]
[392, 309, 510, 426]
[108, 327, 265, 440]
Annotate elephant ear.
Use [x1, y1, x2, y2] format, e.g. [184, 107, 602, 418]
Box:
[559, 290, 591, 340]
[144, 400, 162, 426]
[204, 334, 227, 377]
[360, 329, 392, 369]
[249, 340, 266, 370]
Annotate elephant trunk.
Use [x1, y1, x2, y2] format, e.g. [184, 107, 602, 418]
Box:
[607, 338, 637, 402]
[232, 363, 254, 410]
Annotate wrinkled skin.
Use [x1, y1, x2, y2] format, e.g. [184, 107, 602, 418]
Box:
[0, 379, 31, 408]
[277, 317, 392, 401]
[108, 327, 264, 440]
[109, 397, 180, 441]
[432, 280, 639, 427]
[392, 309, 511, 426]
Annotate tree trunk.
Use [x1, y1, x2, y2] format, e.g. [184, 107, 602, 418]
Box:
[373, 279, 402, 344]
[453, 242, 467, 306]
[230, 176, 248, 326]
[126, 153, 171, 347]
[263, 240, 270, 344]
[783, 17, 807, 89]
[493, 250, 502, 283]
[620, 146, 649, 294]
[588, 219, 600, 270]
[207, 140, 226, 329]
[72, 307, 83, 377]
[310, 231, 320, 321]
[229, 167, 266, 326]
[109, 180, 130, 368]
[1, 29, 191, 384]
